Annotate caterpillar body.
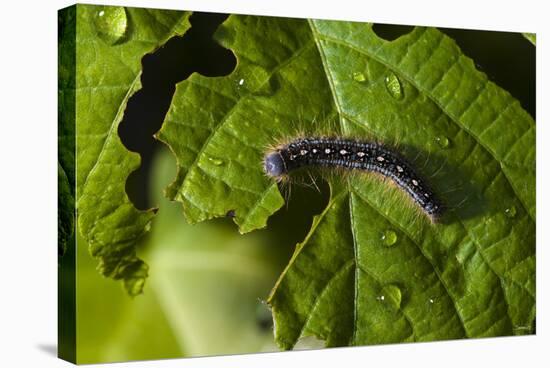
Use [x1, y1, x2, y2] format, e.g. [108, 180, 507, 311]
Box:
[264, 137, 444, 221]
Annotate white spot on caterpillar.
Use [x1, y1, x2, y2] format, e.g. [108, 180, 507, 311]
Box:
[412, 179, 419, 186]
[377, 156, 385, 162]
[312, 148, 318, 153]
[357, 152, 365, 157]
[340, 149, 348, 155]
[325, 148, 331, 154]
[300, 149, 308, 155]
[397, 165, 404, 172]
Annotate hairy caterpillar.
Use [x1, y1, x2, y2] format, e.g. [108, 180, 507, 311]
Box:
[264, 137, 444, 221]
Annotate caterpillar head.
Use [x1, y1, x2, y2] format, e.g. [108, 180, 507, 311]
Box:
[264, 151, 287, 178]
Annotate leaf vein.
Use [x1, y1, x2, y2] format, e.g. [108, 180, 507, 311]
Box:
[351, 188, 469, 337]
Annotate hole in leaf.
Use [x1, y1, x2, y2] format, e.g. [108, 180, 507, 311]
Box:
[118, 12, 237, 210]
[372, 23, 414, 41]
[263, 179, 331, 285]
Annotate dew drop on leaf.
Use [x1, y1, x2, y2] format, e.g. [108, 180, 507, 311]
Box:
[381, 284, 402, 309]
[208, 157, 224, 166]
[384, 72, 404, 100]
[353, 71, 366, 82]
[505, 206, 517, 218]
[435, 135, 450, 148]
[381, 229, 398, 246]
[93, 6, 128, 45]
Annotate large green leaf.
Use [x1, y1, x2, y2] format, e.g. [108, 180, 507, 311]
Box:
[159, 15, 535, 348]
[68, 5, 191, 294]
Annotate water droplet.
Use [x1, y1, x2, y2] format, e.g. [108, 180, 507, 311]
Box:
[238, 78, 245, 86]
[381, 230, 397, 246]
[435, 136, 450, 148]
[381, 285, 402, 309]
[384, 72, 404, 100]
[93, 6, 128, 45]
[353, 71, 366, 82]
[429, 298, 434, 304]
[505, 206, 517, 218]
[208, 157, 224, 166]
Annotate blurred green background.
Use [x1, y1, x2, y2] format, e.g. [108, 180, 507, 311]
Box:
[77, 148, 271, 362]
[74, 12, 535, 364]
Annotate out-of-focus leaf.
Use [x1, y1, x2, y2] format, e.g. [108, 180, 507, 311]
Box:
[144, 149, 282, 356]
[75, 230, 182, 363]
[159, 15, 535, 349]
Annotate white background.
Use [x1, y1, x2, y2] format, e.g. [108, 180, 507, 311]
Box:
[0, 0, 546, 366]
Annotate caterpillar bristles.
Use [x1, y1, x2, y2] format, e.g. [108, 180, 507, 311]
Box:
[262, 130, 445, 222]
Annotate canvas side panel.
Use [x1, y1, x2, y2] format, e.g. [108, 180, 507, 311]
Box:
[58, 4, 77, 364]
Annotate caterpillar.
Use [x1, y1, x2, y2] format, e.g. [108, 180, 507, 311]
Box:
[263, 137, 444, 221]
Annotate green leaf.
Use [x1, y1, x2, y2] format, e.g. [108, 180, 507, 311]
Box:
[523, 33, 536, 45]
[160, 15, 535, 348]
[66, 5, 191, 295]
